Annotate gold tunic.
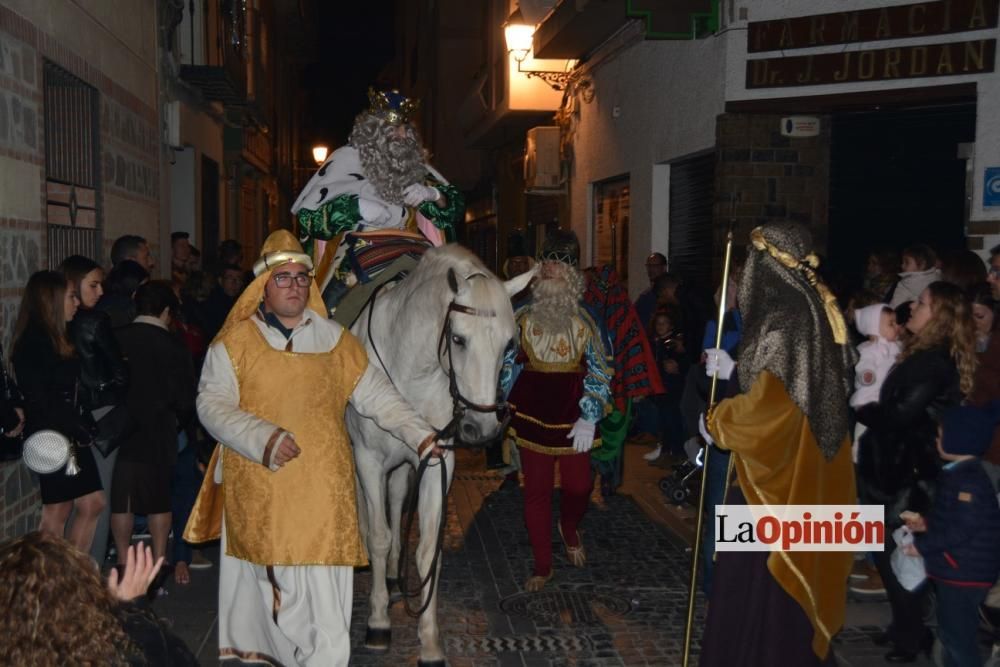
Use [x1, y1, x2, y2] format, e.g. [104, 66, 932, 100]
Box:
[186, 318, 369, 567]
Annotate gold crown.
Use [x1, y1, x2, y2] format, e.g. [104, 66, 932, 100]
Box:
[367, 87, 420, 125]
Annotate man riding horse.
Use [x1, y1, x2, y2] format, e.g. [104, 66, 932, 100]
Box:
[291, 88, 465, 323]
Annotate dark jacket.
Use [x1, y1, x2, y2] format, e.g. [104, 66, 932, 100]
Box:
[69, 308, 129, 409]
[1, 344, 24, 460]
[115, 321, 196, 466]
[970, 331, 1000, 464]
[118, 600, 199, 666]
[0, 343, 22, 434]
[96, 292, 137, 330]
[199, 286, 236, 343]
[915, 459, 1000, 586]
[11, 325, 95, 443]
[652, 331, 689, 399]
[856, 346, 962, 522]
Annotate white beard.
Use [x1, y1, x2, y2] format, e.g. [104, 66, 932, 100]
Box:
[531, 265, 583, 332]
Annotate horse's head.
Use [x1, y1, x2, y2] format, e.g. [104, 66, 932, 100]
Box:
[438, 264, 536, 445]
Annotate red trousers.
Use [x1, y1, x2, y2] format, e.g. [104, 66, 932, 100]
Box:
[520, 447, 593, 576]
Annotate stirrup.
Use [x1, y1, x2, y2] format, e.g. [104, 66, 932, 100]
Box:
[525, 571, 552, 592]
[559, 524, 586, 568]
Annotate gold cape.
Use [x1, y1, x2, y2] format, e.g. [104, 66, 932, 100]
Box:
[708, 370, 855, 659]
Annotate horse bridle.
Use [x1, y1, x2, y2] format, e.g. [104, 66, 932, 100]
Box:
[363, 272, 511, 618]
[366, 274, 508, 448]
[434, 298, 511, 444]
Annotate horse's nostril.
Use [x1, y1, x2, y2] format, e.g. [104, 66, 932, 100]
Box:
[460, 422, 480, 442]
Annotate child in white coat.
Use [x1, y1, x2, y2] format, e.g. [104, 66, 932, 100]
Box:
[851, 304, 902, 461]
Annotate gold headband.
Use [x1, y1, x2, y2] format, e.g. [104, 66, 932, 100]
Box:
[252, 251, 313, 278]
[750, 227, 848, 345]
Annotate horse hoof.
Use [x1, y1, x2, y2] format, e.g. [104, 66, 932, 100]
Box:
[364, 627, 391, 650]
[417, 660, 447, 667]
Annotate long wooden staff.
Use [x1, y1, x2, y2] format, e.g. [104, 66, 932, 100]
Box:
[681, 222, 735, 667]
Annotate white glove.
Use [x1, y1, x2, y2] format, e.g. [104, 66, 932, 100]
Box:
[358, 198, 393, 226]
[698, 413, 715, 447]
[704, 348, 735, 381]
[567, 418, 596, 453]
[402, 183, 441, 207]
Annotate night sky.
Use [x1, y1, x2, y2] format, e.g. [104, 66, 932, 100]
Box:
[302, 0, 397, 149]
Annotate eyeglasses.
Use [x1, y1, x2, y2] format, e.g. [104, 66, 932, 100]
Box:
[272, 272, 312, 288]
[989, 267, 1000, 278]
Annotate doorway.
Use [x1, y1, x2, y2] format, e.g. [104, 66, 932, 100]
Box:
[828, 104, 975, 292]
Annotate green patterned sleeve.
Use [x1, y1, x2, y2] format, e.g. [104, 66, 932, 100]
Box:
[418, 182, 465, 241]
[296, 194, 361, 255]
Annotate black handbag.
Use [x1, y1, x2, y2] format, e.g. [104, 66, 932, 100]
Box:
[92, 402, 136, 457]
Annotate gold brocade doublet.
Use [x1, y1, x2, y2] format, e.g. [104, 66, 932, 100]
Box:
[519, 313, 590, 371]
[220, 319, 368, 566]
[508, 311, 605, 455]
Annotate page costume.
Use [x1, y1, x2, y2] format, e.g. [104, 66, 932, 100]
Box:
[185, 231, 436, 666]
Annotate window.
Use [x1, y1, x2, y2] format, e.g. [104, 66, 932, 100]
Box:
[44, 62, 100, 267]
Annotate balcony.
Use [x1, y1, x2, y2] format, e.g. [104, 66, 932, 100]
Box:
[179, 65, 246, 106]
[533, 0, 629, 59]
[533, 0, 719, 60]
[180, 8, 248, 107]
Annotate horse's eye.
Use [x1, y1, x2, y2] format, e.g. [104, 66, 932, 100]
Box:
[451, 334, 466, 347]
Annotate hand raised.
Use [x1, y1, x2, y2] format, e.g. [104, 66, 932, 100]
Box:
[107, 543, 164, 601]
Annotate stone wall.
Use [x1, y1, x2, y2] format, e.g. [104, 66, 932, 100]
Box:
[0, 3, 159, 541]
[714, 113, 831, 261]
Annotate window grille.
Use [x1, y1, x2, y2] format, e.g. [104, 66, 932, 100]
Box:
[43, 61, 101, 266]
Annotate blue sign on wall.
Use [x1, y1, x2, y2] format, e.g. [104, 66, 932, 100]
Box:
[986, 168, 1000, 208]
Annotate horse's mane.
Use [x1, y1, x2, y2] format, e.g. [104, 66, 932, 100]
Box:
[408, 244, 488, 285]
[373, 244, 507, 353]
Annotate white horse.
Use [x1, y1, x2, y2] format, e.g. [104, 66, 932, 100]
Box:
[346, 244, 534, 666]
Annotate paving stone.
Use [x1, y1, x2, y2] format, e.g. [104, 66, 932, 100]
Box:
[156, 445, 988, 666]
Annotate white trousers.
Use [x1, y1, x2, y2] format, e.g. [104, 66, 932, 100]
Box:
[218, 526, 353, 666]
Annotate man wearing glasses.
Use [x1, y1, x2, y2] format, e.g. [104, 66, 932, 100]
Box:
[186, 230, 441, 666]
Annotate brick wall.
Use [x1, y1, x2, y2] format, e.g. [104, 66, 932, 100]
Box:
[714, 113, 831, 260]
[0, 3, 160, 541]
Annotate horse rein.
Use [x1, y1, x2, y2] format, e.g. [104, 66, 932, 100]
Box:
[360, 273, 510, 617]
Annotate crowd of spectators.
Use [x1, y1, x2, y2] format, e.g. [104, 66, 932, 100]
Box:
[0, 234, 248, 636]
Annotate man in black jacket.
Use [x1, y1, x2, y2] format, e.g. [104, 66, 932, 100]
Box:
[111, 281, 196, 588]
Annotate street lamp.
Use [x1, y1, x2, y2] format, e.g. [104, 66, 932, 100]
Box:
[312, 145, 329, 166]
[503, 9, 534, 62]
[503, 9, 574, 91]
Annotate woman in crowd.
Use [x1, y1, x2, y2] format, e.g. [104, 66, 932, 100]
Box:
[11, 271, 105, 552]
[856, 281, 976, 662]
[969, 282, 1000, 465]
[59, 254, 130, 565]
[0, 531, 197, 665]
[970, 283, 997, 353]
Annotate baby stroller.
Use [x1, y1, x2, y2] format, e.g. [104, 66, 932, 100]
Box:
[658, 437, 704, 506]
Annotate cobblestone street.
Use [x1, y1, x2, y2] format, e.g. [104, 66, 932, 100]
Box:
[157, 443, 952, 666]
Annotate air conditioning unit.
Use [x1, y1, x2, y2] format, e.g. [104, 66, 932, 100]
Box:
[524, 126, 562, 191]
